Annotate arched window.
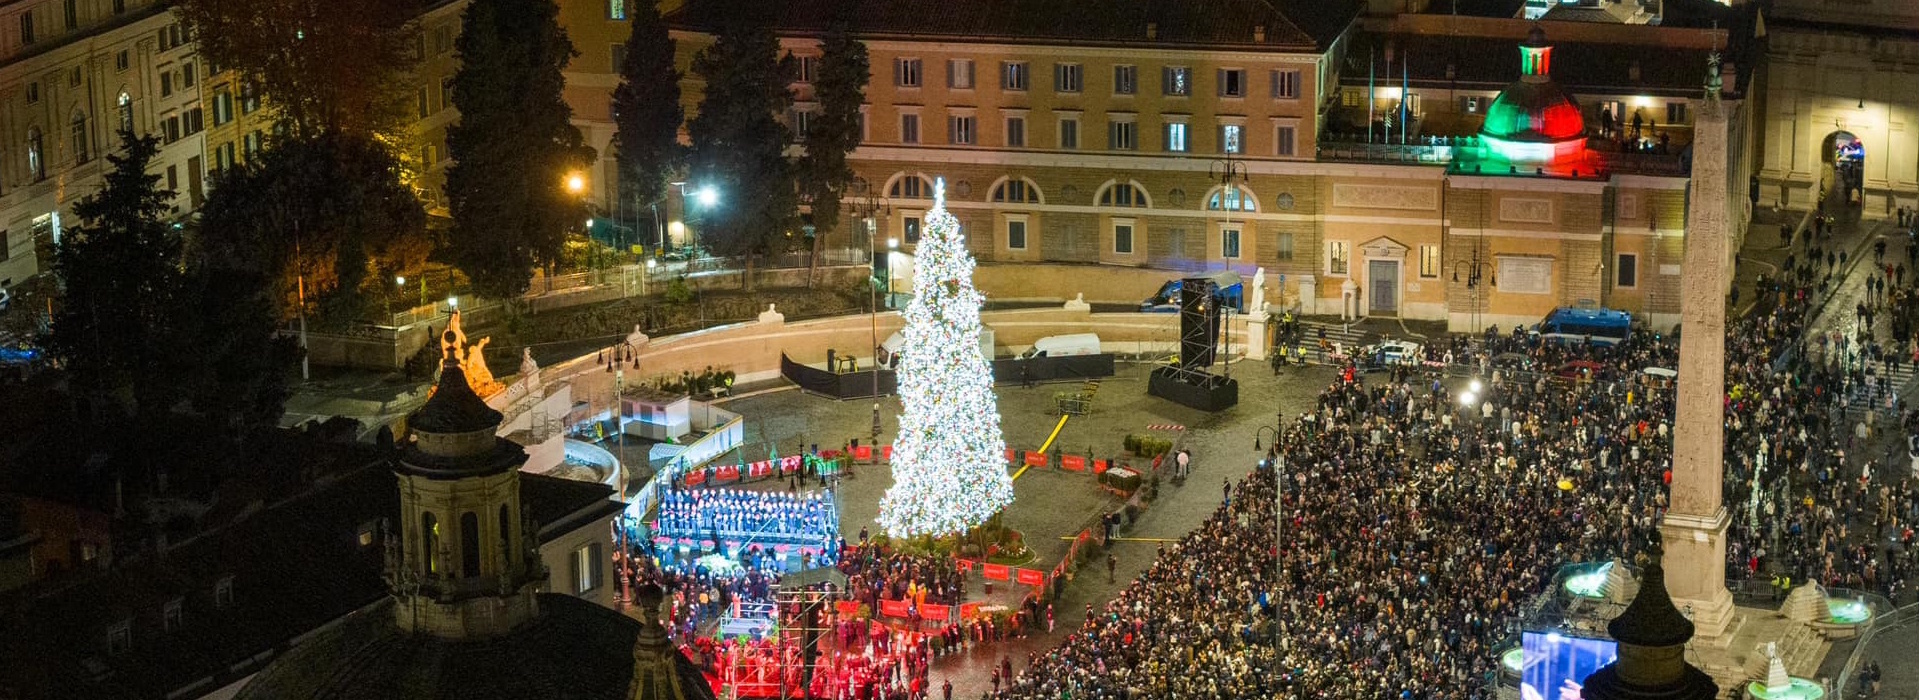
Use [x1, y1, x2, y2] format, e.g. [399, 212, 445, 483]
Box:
[1096, 181, 1149, 208]
[990, 177, 1042, 204]
[116, 92, 132, 134]
[421, 512, 440, 574]
[886, 173, 933, 199]
[460, 511, 481, 578]
[70, 112, 90, 165]
[1206, 185, 1257, 212]
[27, 128, 45, 181]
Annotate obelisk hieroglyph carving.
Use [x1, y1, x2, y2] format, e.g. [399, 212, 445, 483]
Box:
[1658, 92, 1737, 643]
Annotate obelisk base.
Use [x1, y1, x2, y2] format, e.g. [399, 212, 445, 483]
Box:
[1659, 507, 1738, 645]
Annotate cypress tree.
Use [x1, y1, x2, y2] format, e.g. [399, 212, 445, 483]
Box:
[687, 2, 796, 289]
[611, 0, 684, 250]
[797, 13, 869, 284]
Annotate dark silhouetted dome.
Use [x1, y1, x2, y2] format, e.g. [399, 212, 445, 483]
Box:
[411, 349, 503, 435]
[235, 594, 715, 700]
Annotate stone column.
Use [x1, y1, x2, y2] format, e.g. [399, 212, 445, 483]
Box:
[1659, 97, 1736, 643]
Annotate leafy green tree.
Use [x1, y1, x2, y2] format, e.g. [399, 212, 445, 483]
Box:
[45, 132, 192, 421]
[796, 14, 868, 286]
[173, 0, 418, 139]
[687, 2, 796, 290]
[194, 132, 428, 324]
[180, 261, 300, 432]
[445, 0, 589, 299]
[611, 0, 683, 244]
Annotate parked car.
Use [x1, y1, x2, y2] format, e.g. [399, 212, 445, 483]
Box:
[1359, 340, 1423, 371]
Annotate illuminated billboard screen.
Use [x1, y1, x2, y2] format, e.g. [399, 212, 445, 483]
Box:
[1520, 631, 1618, 700]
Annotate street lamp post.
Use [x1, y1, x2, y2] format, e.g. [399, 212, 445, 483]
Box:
[1252, 417, 1286, 690]
[1452, 242, 1497, 336]
[605, 339, 641, 604]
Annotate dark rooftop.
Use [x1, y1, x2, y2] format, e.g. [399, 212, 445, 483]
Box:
[0, 448, 619, 700]
[1337, 31, 1738, 99]
[410, 356, 504, 435]
[666, 0, 1364, 52]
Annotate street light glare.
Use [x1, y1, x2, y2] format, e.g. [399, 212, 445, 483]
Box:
[887, 238, 899, 249]
[696, 186, 719, 208]
[396, 276, 405, 286]
[1469, 379, 1483, 393]
[1459, 392, 1476, 407]
[566, 173, 586, 193]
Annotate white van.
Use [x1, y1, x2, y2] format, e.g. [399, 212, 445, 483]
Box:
[881, 328, 995, 366]
[1021, 333, 1101, 360]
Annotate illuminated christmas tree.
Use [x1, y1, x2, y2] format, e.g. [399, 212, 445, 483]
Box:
[876, 178, 1015, 538]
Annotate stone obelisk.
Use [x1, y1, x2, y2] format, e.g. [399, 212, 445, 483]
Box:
[1657, 78, 1737, 643]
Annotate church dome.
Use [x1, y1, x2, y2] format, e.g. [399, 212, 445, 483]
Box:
[398, 336, 524, 479]
[235, 594, 715, 700]
[1480, 26, 1586, 145]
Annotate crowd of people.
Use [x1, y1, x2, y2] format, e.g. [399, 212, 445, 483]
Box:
[989, 261, 1915, 698]
[837, 541, 969, 611]
[708, 629, 934, 700]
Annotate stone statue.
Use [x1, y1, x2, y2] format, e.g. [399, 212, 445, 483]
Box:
[1703, 52, 1722, 101]
[1251, 267, 1269, 315]
[519, 348, 537, 377]
[1764, 641, 1789, 692]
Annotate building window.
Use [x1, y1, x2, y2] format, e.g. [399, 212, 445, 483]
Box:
[117, 92, 132, 132]
[570, 543, 602, 594]
[991, 178, 1040, 203]
[899, 113, 919, 144]
[421, 512, 439, 574]
[792, 109, 816, 141]
[610, 44, 626, 73]
[1616, 253, 1638, 288]
[417, 87, 430, 119]
[163, 598, 184, 632]
[1053, 63, 1081, 93]
[160, 72, 172, 98]
[165, 164, 176, 191]
[243, 131, 262, 157]
[214, 576, 234, 608]
[1001, 61, 1028, 91]
[903, 216, 921, 243]
[70, 113, 89, 164]
[894, 58, 922, 88]
[183, 107, 203, 135]
[113, 0, 126, 15]
[1207, 186, 1255, 212]
[888, 174, 932, 199]
[20, 11, 34, 45]
[1217, 69, 1246, 98]
[434, 26, 452, 55]
[240, 84, 259, 114]
[1271, 70, 1300, 99]
[1420, 245, 1440, 278]
[1108, 121, 1136, 150]
[25, 82, 37, 104]
[1275, 125, 1296, 156]
[795, 55, 818, 83]
[607, 0, 626, 20]
[1057, 116, 1077, 149]
[1004, 115, 1025, 147]
[161, 115, 179, 143]
[1327, 241, 1350, 275]
[1666, 102, 1687, 124]
[182, 63, 196, 88]
[1278, 232, 1295, 261]
[115, 50, 129, 72]
[1162, 66, 1190, 96]
[1461, 96, 1481, 113]
[946, 59, 973, 89]
[1098, 182, 1147, 208]
[213, 91, 233, 125]
[948, 115, 975, 145]
[62, 0, 77, 29]
[27, 129, 44, 181]
[107, 620, 131, 655]
[1221, 227, 1242, 259]
[1220, 124, 1243, 154]
[1113, 222, 1135, 254]
[1163, 122, 1186, 152]
[68, 67, 80, 87]
[1006, 218, 1027, 250]
[1113, 65, 1136, 95]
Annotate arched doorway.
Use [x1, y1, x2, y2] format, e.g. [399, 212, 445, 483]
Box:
[1819, 130, 1864, 222]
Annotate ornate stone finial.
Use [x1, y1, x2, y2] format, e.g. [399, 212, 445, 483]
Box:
[519, 347, 538, 377]
[1704, 52, 1723, 102]
[758, 304, 785, 325]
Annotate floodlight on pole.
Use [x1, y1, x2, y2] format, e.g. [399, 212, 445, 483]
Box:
[696, 185, 719, 208]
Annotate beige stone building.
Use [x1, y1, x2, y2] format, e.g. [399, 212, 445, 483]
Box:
[549, 1, 1758, 333]
[0, 0, 206, 290]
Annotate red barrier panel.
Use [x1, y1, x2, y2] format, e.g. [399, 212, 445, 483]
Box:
[1023, 452, 1048, 467]
[1015, 568, 1045, 586]
[717, 465, 741, 482]
[854, 445, 873, 461]
[686, 470, 708, 486]
[920, 603, 950, 621]
[955, 559, 975, 572]
[882, 445, 893, 461]
[1093, 460, 1109, 475]
[982, 564, 1010, 581]
[959, 602, 984, 620]
[1060, 455, 1086, 472]
[1005, 449, 1017, 463]
[780, 455, 803, 473]
[835, 601, 862, 616]
[879, 599, 912, 618]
